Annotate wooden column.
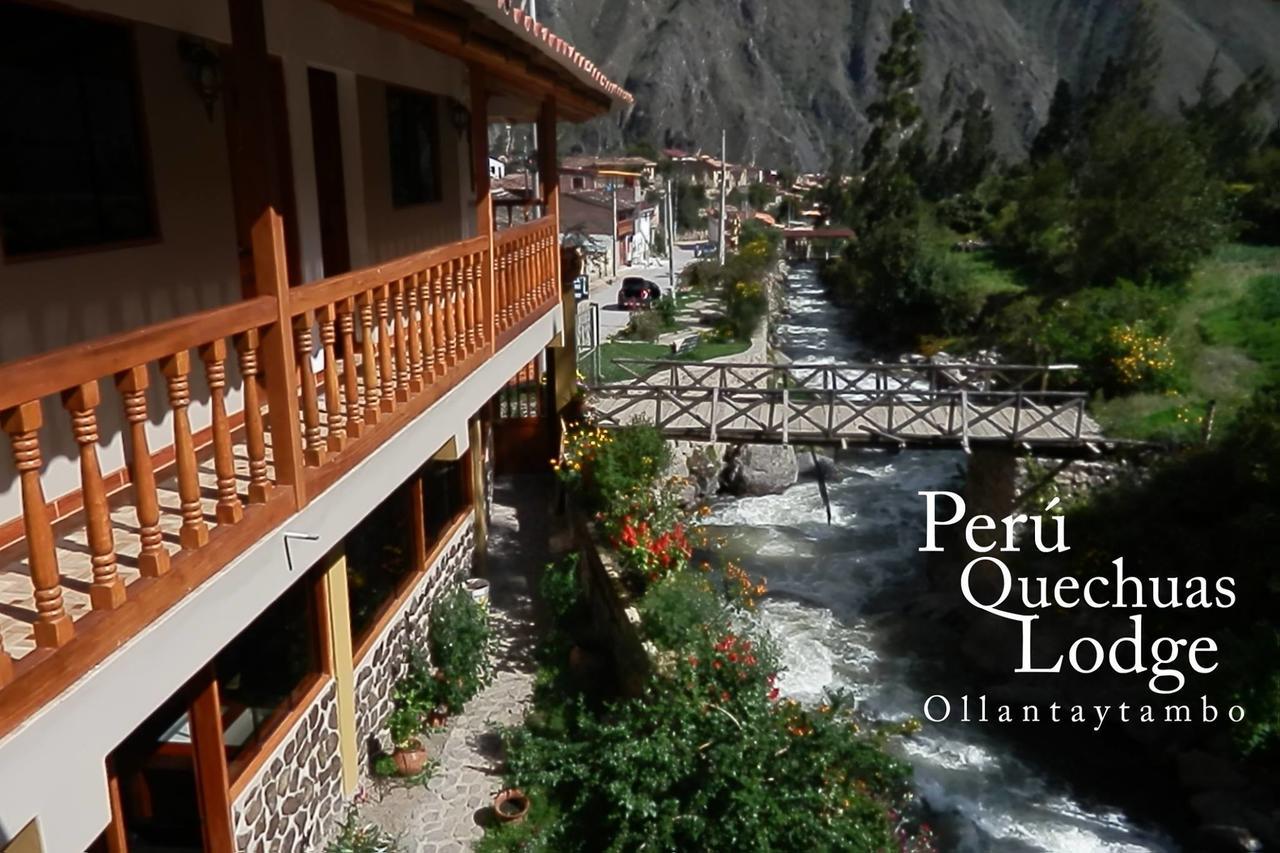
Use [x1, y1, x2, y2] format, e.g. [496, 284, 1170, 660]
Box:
[252, 210, 307, 508]
[320, 548, 360, 796]
[3, 402, 73, 647]
[537, 96, 561, 305]
[116, 367, 170, 575]
[470, 67, 495, 353]
[63, 381, 125, 610]
[188, 665, 234, 852]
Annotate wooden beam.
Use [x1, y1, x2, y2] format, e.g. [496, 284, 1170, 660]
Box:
[189, 666, 235, 853]
[471, 67, 496, 352]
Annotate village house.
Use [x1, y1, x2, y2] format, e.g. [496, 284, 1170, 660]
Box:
[0, 0, 628, 850]
[559, 188, 658, 274]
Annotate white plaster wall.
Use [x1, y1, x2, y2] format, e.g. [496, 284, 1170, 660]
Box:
[0, 304, 562, 852]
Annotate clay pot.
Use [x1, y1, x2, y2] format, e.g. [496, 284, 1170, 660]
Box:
[392, 740, 428, 776]
[493, 788, 530, 824]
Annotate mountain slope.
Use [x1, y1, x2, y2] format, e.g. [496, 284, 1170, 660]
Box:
[541, 0, 1280, 170]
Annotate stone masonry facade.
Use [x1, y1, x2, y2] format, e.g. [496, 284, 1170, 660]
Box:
[353, 513, 476, 778]
[231, 680, 342, 852]
[228, 511, 475, 852]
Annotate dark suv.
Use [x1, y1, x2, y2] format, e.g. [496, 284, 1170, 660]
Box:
[618, 277, 661, 310]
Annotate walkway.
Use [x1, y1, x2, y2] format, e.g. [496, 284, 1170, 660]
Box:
[358, 476, 549, 852]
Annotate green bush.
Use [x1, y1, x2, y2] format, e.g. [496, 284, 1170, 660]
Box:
[429, 587, 492, 711]
[994, 281, 1183, 396]
[619, 310, 664, 342]
[540, 553, 582, 626]
[722, 278, 767, 340]
[586, 423, 670, 515]
[637, 570, 727, 650]
[656, 294, 678, 327]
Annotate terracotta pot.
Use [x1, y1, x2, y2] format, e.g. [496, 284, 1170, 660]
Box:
[493, 788, 530, 824]
[392, 741, 428, 776]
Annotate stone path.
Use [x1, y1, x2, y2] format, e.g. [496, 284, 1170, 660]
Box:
[358, 476, 549, 852]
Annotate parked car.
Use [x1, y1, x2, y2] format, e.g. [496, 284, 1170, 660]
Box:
[618, 277, 661, 310]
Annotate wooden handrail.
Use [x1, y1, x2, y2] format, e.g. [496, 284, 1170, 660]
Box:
[288, 236, 490, 316]
[495, 215, 553, 247]
[0, 297, 276, 413]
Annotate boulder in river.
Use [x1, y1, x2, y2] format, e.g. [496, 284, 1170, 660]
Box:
[722, 444, 799, 496]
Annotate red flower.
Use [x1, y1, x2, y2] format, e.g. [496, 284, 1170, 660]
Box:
[768, 687, 780, 701]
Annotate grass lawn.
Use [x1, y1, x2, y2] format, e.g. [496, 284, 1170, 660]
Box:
[583, 338, 752, 384]
[1092, 243, 1280, 440]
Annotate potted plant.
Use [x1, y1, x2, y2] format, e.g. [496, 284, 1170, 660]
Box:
[492, 788, 530, 824]
[387, 706, 427, 777]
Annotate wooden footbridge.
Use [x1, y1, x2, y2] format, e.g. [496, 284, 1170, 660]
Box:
[587, 360, 1112, 454]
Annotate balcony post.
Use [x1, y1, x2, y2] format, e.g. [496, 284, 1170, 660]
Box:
[470, 66, 494, 353]
[537, 96, 561, 308]
[252, 210, 307, 507]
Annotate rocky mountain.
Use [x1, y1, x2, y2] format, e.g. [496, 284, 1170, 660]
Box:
[539, 0, 1280, 170]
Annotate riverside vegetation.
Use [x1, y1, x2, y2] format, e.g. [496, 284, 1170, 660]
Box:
[813, 4, 1280, 445]
[479, 422, 936, 852]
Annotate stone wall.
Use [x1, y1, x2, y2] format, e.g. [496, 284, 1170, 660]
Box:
[230, 680, 342, 852]
[352, 513, 476, 776]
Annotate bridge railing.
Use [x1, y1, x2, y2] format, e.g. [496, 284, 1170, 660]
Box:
[589, 384, 1091, 449]
[603, 359, 1081, 394]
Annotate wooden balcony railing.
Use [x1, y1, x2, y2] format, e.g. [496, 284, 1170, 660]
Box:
[0, 212, 560, 733]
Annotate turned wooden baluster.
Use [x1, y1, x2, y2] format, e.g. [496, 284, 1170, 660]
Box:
[62, 381, 126, 610]
[432, 265, 448, 373]
[464, 256, 478, 355]
[419, 273, 436, 382]
[495, 247, 508, 331]
[235, 331, 272, 503]
[392, 279, 411, 402]
[443, 260, 459, 366]
[161, 352, 210, 550]
[116, 367, 171, 574]
[2, 402, 74, 648]
[198, 340, 245, 526]
[338, 300, 364, 439]
[541, 232, 553, 301]
[358, 292, 381, 424]
[519, 239, 531, 317]
[318, 305, 348, 452]
[407, 273, 424, 393]
[293, 312, 326, 467]
[375, 285, 396, 411]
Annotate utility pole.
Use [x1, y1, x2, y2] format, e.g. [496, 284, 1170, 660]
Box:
[666, 179, 676, 301]
[718, 128, 727, 266]
[610, 181, 619, 278]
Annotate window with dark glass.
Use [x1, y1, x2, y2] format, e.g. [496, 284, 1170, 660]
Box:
[345, 479, 418, 642]
[422, 458, 467, 543]
[386, 85, 442, 207]
[215, 569, 323, 778]
[0, 4, 155, 257]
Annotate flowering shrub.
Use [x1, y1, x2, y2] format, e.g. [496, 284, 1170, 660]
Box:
[1106, 321, 1180, 393]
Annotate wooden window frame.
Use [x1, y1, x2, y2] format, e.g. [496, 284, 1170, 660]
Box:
[0, 2, 161, 263]
[352, 507, 471, 665]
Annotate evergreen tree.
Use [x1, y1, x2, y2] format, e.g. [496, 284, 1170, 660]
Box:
[861, 10, 923, 172]
[1031, 80, 1077, 163]
[1182, 61, 1276, 181]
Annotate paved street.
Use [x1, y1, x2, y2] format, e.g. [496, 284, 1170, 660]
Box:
[582, 242, 700, 340]
[357, 477, 550, 852]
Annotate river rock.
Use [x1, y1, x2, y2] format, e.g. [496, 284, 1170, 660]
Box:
[1194, 825, 1264, 852]
[1178, 749, 1248, 792]
[723, 444, 798, 496]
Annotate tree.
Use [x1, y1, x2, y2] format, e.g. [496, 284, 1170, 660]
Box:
[1084, 0, 1162, 121]
[1031, 80, 1077, 163]
[1182, 61, 1276, 181]
[1073, 108, 1230, 285]
[932, 89, 995, 197]
[861, 10, 923, 171]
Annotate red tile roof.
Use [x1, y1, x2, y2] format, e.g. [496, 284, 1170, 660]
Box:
[472, 1, 633, 105]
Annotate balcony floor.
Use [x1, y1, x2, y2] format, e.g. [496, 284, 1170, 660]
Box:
[0, 426, 276, 662]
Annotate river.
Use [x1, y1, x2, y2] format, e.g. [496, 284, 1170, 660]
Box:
[704, 264, 1176, 852]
